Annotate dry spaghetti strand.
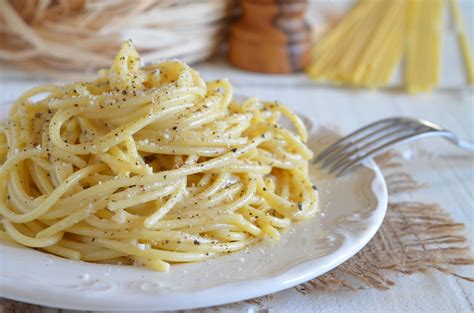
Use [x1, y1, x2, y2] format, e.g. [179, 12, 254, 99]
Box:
[405, 0, 445, 93]
[307, 0, 409, 89]
[449, 0, 474, 84]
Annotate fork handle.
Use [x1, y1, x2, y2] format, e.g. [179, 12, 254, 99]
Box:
[447, 136, 474, 152]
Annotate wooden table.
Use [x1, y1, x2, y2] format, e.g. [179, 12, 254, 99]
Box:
[0, 1, 473, 311]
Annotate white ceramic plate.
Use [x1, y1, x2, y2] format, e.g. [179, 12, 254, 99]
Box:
[0, 112, 388, 311]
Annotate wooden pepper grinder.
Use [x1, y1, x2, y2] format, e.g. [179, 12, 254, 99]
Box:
[228, 0, 312, 74]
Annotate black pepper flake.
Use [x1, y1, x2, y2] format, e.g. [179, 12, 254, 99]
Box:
[122, 90, 127, 95]
[297, 203, 303, 210]
[193, 240, 200, 245]
[231, 148, 237, 153]
[172, 126, 177, 131]
[312, 185, 318, 191]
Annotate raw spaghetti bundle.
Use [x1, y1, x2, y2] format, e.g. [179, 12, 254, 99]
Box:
[0, 41, 318, 271]
[307, 0, 474, 93]
[0, 0, 236, 78]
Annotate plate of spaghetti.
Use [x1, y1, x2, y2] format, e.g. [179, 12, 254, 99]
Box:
[0, 41, 387, 311]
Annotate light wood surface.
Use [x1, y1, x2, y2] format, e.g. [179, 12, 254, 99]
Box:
[0, 1, 473, 311]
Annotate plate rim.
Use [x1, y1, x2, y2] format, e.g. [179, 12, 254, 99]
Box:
[0, 157, 388, 311]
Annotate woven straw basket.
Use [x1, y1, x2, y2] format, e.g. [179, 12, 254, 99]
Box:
[0, 0, 236, 77]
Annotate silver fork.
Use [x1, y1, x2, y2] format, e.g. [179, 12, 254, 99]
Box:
[313, 117, 474, 176]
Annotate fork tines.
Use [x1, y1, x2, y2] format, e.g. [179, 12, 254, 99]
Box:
[313, 117, 443, 176]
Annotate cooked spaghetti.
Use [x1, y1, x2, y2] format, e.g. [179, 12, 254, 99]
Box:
[0, 41, 318, 271]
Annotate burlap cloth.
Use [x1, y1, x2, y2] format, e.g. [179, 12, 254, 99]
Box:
[1, 152, 473, 312]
